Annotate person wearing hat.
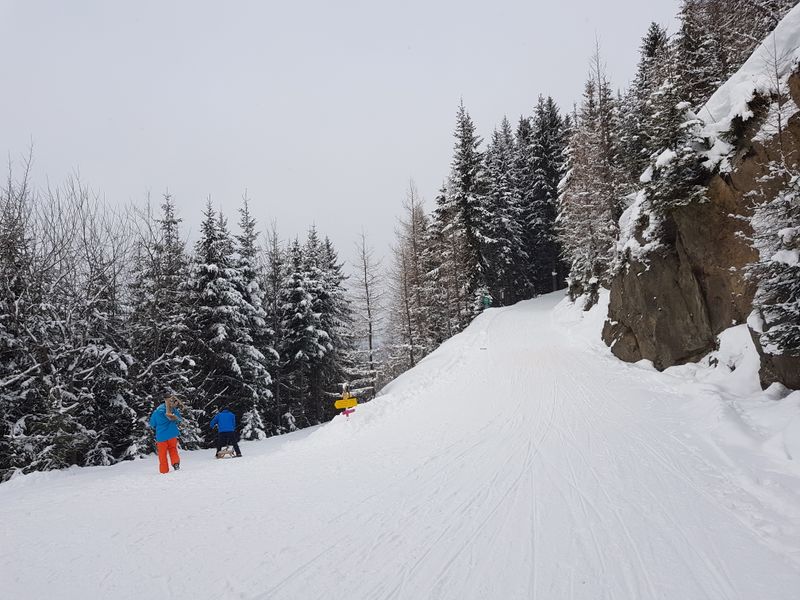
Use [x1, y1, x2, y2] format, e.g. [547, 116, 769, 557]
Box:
[210, 405, 242, 458]
[149, 395, 184, 473]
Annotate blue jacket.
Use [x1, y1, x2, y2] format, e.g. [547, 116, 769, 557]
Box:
[149, 403, 182, 442]
[210, 409, 236, 433]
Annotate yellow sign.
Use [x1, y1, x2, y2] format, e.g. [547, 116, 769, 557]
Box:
[335, 397, 358, 410]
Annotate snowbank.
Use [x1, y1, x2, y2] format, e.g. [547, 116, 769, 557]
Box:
[562, 287, 800, 468]
[664, 325, 800, 465]
[698, 4, 800, 172]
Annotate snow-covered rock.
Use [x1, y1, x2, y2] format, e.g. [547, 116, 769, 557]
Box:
[698, 4, 800, 172]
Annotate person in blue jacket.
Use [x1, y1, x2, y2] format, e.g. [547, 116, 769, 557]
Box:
[210, 406, 242, 458]
[149, 395, 183, 473]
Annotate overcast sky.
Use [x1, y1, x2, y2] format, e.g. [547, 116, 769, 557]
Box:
[0, 0, 679, 264]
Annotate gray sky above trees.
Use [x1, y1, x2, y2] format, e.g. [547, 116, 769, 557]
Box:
[0, 0, 679, 262]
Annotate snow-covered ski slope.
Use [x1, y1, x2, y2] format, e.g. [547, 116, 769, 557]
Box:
[3, 292, 800, 600]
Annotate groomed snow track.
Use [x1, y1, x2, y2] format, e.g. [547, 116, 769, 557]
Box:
[2, 292, 800, 599]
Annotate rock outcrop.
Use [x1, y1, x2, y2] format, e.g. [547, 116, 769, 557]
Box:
[603, 72, 800, 387]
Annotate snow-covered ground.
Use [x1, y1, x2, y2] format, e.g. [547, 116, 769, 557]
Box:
[2, 292, 800, 600]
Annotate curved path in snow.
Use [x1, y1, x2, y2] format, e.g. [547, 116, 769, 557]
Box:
[2, 293, 800, 599]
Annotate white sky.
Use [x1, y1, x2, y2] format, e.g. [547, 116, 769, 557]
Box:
[0, 0, 679, 265]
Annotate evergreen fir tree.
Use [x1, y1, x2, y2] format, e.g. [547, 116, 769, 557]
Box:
[423, 183, 461, 344]
[618, 23, 670, 185]
[234, 198, 276, 439]
[278, 237, 330, 427]
[128, 194, 194, 455]
[529, 96, 570, 293]
[318, 237, 355, 418]
[557, 50, 623, 306]
[449, 101, 492, 317]
[186, 202, 265, 444]
[675, 1, 731, 110]
[512, 115, 537, 297]
[301, 227, 333, 423]
[262, 224, 287, 430]
[484, 116, 527, 304]
[675, 0, 794, 113]
[750, 169, 800, 356]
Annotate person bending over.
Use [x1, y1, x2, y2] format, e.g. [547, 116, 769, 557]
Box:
[210, 406, 242, 458]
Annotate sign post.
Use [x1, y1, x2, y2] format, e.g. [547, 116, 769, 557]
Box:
[334, 385, 358, 417]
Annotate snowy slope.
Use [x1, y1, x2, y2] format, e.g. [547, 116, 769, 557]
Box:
[2, 292, 800, 600]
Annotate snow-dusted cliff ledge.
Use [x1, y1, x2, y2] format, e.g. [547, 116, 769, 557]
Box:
[700, 3, 800, 172]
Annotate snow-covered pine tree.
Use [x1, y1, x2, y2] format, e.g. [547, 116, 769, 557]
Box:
[718, 1, 796, 82]
[529, 96, 570, 293]
[277, 234, 331, 427]
[261, 224, 288, 430]
[276, 239, 311, 428]
[484, 116, 527, 304]
[673, 1, 724, 111]
[318, 236, 356, 418]
[748, 48, 800, 361]
[186, 202, 263, 445]
[557, 49, 622, 306]
[421, 184, 459, 346]
[512, 115, 537, 298]
[301, 228, 334, 423]
[449, 101, 492, 317]
[234, 198, 276, 439]
[128, 194, 194, 456]
[675, 0, 795, 112]
[618, 23, 670, 187]
[750, 168, 800, 357]
[635, 43, 707, 228]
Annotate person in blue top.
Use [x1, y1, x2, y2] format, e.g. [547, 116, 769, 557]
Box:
[210, 405, 242, 458]
[149, 395, 184, 474]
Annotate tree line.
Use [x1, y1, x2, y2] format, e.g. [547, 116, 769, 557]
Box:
[379, 96, 569, 380]
[0, 170, 370, 480]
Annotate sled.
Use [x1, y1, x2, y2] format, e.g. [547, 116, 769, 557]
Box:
[216, 446, 237, 459]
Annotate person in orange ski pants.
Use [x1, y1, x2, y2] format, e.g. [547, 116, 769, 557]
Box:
[149, 396, 183, 474]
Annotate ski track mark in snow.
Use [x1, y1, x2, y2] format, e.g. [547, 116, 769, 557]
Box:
[564, 364, 735, 600]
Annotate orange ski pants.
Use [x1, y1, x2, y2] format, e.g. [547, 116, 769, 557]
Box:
[156, 437, 180, 474]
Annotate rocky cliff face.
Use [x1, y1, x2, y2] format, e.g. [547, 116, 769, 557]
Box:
[603, 72, 800, 389]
